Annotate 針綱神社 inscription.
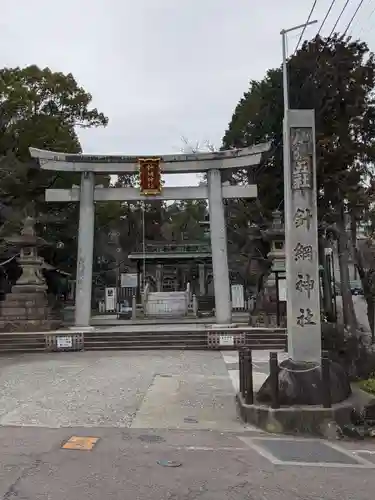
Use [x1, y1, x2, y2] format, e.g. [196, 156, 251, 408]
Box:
[295, 273, 314, 299]
[290, 127, 317, 327]
[139, 158, 162, 195]
[293, 243, 313, 262]
[294, 208, 312, 230]
[284, 111, 321, 361]
[296, 307, 316, 327]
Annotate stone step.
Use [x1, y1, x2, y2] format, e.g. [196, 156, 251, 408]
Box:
[84, 344, 286, 351]
[83, 336, 285, 344]
[83, 331, 286, 337]
[84, 337, 285, 350]
[84, 339, 207, 346]
[0, 329, 286, 352]
[0, 338, 45, 344]
[0, 347, 46, 352]
[84, 345, 207, 351]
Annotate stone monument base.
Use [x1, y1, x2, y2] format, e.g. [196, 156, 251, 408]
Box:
[0, 289, 61, 332]
[236, 392, 356, 437]
[257, 358, 351, 405]
[236, 358, 353, 437]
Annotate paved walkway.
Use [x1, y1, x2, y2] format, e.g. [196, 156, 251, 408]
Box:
[0, 350, 375, 499]
[221, 350, 288, 393]
[0, 350, 244, 430]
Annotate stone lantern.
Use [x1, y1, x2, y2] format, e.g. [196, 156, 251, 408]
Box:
[249, 210, 286, 328]
[0, 217, 61, 332]
[262, 210, 286, 291]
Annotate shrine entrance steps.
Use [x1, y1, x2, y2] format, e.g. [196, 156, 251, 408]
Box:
[90, 312, 251, 326]
[0, 324, 286, 353]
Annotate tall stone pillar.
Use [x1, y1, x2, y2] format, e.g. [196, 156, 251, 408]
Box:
[284, 110, 321, 362]
[75, 172, 95, 327]
[198, 263, 205, 296]
[207, 169, 231, 324]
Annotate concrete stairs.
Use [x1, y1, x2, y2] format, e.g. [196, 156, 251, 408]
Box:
[0, 332, 46, 352]
[0, 327, 287, 353]
[83, 328, 287, 351]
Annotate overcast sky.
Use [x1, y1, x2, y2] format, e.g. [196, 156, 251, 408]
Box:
[1, 0, 375, 186]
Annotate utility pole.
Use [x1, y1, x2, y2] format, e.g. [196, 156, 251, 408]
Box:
[280, 20, 317, 117]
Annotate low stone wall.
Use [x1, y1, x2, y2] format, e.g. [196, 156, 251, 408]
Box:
[236, 392, 356, 437]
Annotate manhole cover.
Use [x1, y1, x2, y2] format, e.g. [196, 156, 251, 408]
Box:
[157, 460, 182, 467]
[138, 434, 165, 443]
[184, 417, 199, 424]
[121, 432, 132, 441]
[251, 438, 361, 465]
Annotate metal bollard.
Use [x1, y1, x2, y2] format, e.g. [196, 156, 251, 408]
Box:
[239, 349, 245, 397]
[132, 295, 137, 320]
[269, 352, 280, 409]
[244, 349, 254, 405]
[321, 350, 331, 408]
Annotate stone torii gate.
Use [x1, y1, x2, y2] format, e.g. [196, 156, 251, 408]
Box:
[30, 143, 270, 327]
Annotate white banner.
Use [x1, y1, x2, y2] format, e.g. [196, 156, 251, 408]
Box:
[231, 284, 245, 309]
[278, 279, 287, 301]
[105, 287, 117, 312]
[120, 273, 138, 288]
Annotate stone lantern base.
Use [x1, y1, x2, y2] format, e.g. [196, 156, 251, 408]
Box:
[0, 288, 61, 332]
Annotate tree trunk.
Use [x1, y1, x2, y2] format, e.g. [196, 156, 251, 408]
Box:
[351, 236, 375, 342]
[337, 213, 357, 334]
[367, 298, 375, 343]
[318, 234, 334, 321]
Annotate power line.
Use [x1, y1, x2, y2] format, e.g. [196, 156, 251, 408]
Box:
[294, 0, 319, 54]
[274, 1, 367, 211]
[318, 0, 339, 33]
[255, 0, 352, 181]
[328, 0, 352, 36]
[343, 0, 366, 35]
[356, 1, 375, 36]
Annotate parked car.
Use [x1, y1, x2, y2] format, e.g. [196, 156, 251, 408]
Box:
[334, 282, 364, 296]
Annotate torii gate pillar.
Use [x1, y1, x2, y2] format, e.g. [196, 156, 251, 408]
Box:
[208, 169, 231, 323]
[75, 172, 95, 327]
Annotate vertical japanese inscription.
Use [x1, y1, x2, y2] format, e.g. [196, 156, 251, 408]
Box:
[139, 158, 162, 195]
[296, 308, 316, 327]
[295, 273, 314, 299]
[290, 126, 318, 328]
[290, 128, 313, 192]
[293, 208, 312, 230]
[293, 243, 313, 262]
